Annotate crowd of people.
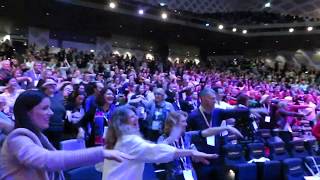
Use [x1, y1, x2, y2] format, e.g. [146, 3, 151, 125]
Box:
[0, 40, 320, 179]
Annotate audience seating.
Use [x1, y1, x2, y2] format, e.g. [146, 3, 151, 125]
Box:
[289, 140, 309, 159]
[257, 129, 272, 144]
[60, 139, 86, 150]
[282, 158, 305, 180]
[304, 139, 318, 156]
[223, 144, 257, 180]
[269, 141, 290, 161]
[143, 163, 158, 180]
[64, 165, 102, 180]
[304, 156, 320, 176]
[247, 143, 281, 180]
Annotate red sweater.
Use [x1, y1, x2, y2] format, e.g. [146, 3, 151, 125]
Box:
[312, 122, 320, 141]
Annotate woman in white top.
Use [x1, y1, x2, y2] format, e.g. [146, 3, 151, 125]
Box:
[102, 105, 217, 180]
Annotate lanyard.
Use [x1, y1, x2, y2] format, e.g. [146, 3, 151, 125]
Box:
[33, 69, 40, 80]
[199, 106, 212, 128]
[173, 137, 187, 170]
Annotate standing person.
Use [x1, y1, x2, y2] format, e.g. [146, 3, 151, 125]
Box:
[81, 88, 116, 147]
[64, 90, 86, 139]
[23, 61, 43, 88]
[1, 78, 24, 117]
[187, 88, 261, 180]
[145, 88, 174, 142]
[0, 90, 132, 180]
[102, 105, 217, 180]
[40, 79, 66, 149]
[158, 111, 243, 180]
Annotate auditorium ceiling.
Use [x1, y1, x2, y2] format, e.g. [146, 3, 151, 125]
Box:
[135, 0, 320, 20]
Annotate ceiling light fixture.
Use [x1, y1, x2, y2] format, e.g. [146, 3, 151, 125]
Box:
[138, 9, 144, 15]
[161, 12, 168, 20]
[264, 2, 271, 8]
[289, 28, 294, 33]
[307, 26, 313, 31]
[109, 2, 116, 9]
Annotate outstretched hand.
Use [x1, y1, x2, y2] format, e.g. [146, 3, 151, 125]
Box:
[227, 126, 244, 139]
[103, 150, 134, 162]
[191, 151, 218, 165]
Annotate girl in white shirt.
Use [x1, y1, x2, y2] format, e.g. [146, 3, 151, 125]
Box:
[102, 105, 217, 180]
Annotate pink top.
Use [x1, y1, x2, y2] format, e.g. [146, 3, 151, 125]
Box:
[0, 128, 104, 180]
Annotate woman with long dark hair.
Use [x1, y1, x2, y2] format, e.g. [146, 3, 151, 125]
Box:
[0, 90, 132, 180]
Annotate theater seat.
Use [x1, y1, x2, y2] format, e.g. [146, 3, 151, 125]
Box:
[257, 129, 272, 144]
[64, 165, 102, 180]
[143, 163, 158, 180]
[60, 139, 86, 150]
[289, 140, 309, 159]
[223, 144, 257, 180]
[247, 143, 281, 180]
[304, 156, 320, 176]
[282, 158, 304, 180]
[304, 139, 318, 156]
[269, 141, 290, 161]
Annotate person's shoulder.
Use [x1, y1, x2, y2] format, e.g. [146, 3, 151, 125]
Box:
[6, 128, 39, 145]
[188, 109, 200, 118]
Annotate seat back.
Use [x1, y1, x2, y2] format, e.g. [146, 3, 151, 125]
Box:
[269, 141, 289, 161]
[60, 139, 86, 150]
[283, 158, 304, 180]
[289, 140, 309, 158]
[64, 165, 102, 180]
[247, 143, 266, 159]
[258, 129, 272, 140]
[304, 156, 320, 176]
[223, 144, 246, 166]
[224, 133, 238, 145]
[304, 139, 318, 156]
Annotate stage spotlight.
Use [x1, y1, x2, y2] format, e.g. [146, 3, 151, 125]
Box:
[218, 25, 224, 30]
[232, 28, 237, 32]
[242, 29, 247, 34]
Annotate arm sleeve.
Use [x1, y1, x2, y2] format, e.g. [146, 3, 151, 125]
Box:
[8, 135, 104, 171]
[125, 136, 177, 163]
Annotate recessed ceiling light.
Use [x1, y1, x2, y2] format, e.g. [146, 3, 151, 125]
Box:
[218, 25, 224, 30]
[264, 2, 271, 8]
[205, 23, 210, 27]
[307, 26, 313, 31]
[289, 28, 294, 33]
[109, 2, 116, 9]
[232, 28, 237, 32]
[138, 9, 144, 15]
[242, 30, 247, 34]
[161, 12, 168, 20]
